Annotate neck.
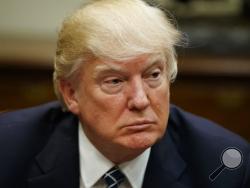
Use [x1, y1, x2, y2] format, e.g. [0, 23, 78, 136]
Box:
[86, 134, 145, 164]
[81, 124, 148, 164]
[100, 146, 145, 164]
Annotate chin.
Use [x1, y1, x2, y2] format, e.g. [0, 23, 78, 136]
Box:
[121, 132, 161, 150]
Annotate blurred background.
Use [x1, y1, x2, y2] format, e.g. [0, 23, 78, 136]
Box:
[0, 0, 249, 141]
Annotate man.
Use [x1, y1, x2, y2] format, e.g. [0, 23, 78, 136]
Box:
[0, 0, 249, 187]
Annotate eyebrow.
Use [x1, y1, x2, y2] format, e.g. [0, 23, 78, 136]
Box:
[93, 64, 125, 78]
[145, 58, 165, 69]
[93, 55, 166, 77]
[147, 54, 165, 64]
[95, 63, 123, 73]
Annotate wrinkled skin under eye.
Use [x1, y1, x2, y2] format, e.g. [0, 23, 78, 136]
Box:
[101, 77, 124, 94]
[145, 68, 163, 88]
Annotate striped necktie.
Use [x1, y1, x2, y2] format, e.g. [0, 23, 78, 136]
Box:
[103, 166, 125, 188]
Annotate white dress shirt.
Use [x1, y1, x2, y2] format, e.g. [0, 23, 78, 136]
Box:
[78, 123, 151, 188]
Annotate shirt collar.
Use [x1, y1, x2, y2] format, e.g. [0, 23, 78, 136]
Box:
[119, 147, 150, 188]
[78, 123, 151, 188]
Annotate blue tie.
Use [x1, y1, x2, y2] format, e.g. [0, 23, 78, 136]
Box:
[103, 166, 125, 188]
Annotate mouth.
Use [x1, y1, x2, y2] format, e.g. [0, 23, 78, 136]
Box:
[124, 120, 156, 131]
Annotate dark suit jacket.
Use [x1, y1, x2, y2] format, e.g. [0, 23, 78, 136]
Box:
[0, 101, 249, 188]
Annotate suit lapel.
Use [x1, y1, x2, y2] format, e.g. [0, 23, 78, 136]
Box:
[142, 127, 189, 188]
[27, 114, 80, 188]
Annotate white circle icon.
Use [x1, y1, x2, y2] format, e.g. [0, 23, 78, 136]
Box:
[222, 148, 242, 169]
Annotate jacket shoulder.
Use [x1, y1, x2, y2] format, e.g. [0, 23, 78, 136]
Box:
[0, 101, 79, 187]
[0, 101, 63, 124]
[168, 105, 250, 187]
[0, 101, 68, 149]
[0, 101, 72, 182]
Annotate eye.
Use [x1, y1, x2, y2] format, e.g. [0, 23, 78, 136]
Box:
[100, 77, 124, 94]
[147, 69, 161, 80]
[150, 71, 161, 79]
[104, 78, 123, 85]
[145, 68, 163, 88]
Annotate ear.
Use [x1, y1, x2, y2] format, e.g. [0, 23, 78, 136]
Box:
[58, 79, 80, 115]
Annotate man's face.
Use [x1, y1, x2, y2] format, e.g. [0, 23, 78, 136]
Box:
[70, 54, 170, 158]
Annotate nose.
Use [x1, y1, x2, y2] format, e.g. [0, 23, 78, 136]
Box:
[127, 78, 150, 111]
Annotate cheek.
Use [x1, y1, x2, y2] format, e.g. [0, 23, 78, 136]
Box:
[154, 82, 170, 105]
[78, 89, 127, 128]
[94, 90, 126, 116]
[152, 85, 170, 123]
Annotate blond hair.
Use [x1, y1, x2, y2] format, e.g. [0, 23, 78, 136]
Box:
[53, 0, 182, 103]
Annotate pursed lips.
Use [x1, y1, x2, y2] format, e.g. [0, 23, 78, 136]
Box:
[123, 119, 157, 131]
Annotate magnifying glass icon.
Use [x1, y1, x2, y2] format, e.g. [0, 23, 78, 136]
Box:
[209, 148, 243, 181]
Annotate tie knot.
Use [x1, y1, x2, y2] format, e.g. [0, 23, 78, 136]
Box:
[103, 166, 125, 188]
